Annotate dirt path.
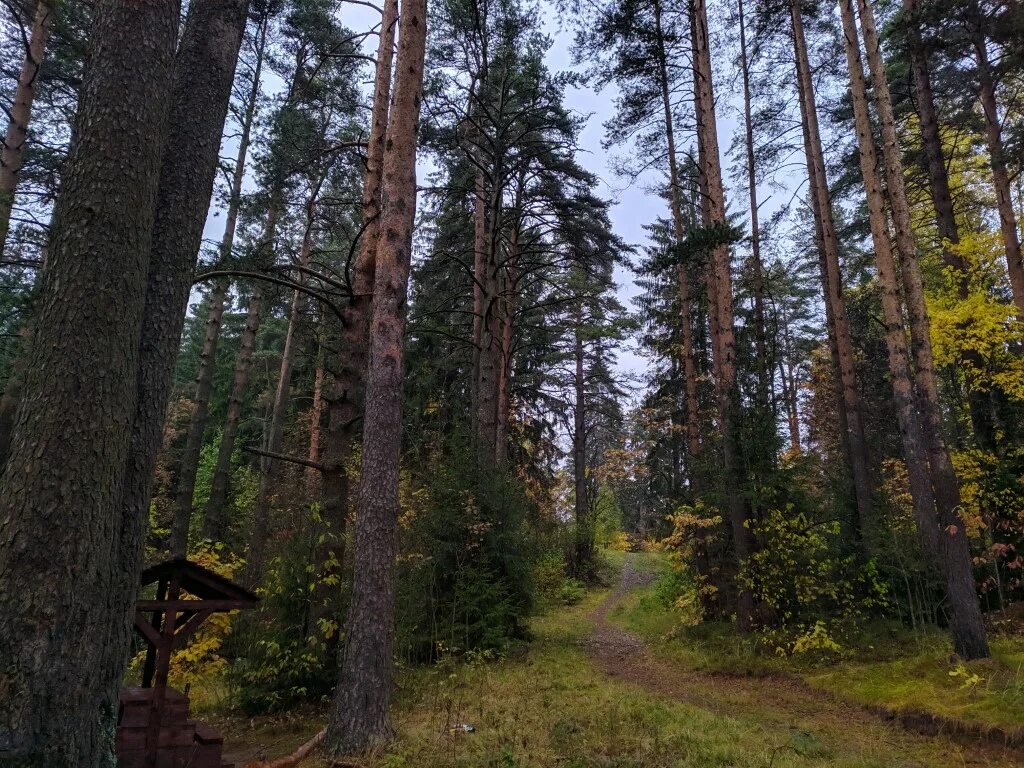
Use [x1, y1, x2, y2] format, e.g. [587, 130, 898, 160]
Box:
[587, 554, 1022, 767]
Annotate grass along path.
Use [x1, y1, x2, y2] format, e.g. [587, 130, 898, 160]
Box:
[219, 552, 1021, 767]
[595, 555, 1021, 767]
[611, 553, 1024, 739]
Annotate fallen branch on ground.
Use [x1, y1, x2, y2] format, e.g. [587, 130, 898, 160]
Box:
[244, 729, 326, 768]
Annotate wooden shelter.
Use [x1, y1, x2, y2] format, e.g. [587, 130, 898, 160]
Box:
[117, 558, 258, 768]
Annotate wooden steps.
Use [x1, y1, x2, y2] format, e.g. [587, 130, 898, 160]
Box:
[117, 687, 231, 767]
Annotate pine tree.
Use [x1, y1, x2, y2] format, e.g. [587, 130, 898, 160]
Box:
[0, 2, 180, 760]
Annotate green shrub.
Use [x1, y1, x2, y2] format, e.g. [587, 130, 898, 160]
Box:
[394, 449, 534, 662]
[556, 578, 586, 605]
[742, 505, 890, 657]
[225, 528, 345, 714]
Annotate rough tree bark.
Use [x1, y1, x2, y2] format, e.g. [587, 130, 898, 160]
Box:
[112, 18, 250, 730]
[475, 163, 504, 467]
[0, 0, 54, 252]
[855, 0, 990, 659]
[324, 0, 427, 751]
[791, 0, 873, 537]
[317, 0, 399, 638]
[691, 0, 756, 627]
[0, 1, 179, 762]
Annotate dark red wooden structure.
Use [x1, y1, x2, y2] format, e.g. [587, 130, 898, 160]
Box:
[117, 558, 258, 768]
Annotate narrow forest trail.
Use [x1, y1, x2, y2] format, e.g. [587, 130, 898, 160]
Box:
[587, 554, 1023, 768]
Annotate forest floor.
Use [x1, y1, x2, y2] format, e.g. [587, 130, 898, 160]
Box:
[218, 553, 1024, 767]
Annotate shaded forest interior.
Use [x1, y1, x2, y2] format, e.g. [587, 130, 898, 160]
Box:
[0, 0, 1022, 763]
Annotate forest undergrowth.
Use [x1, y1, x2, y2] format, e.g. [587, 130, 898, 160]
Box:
[213, 552, 1024, 768]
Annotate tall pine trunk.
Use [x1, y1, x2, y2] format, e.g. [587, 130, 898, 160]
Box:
[791, 0, 872, 537]
[0, 2, 179, 761]
[171, 279, 229, 556]
[839, 0, 941, 575]
[0, 0, 54, 253]
[113, 18, 250, 716]
[856, 0, 989, 658]
[171, 14, 268, 555]
[246, 193, 319, 584]
[317, 0, 399, 635]
[475, 173, 503, 466]
[653, 0, 701, 478]
[691, 0, 755, 627]
[967, 2, 1024, 313]
[325, 0, 428, 750]
[204, 290, 263, 538]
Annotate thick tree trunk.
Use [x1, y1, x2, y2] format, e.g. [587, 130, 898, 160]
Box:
[856, 0, 989, 659]
[316, 0, 399, 639]
[0, 2, 179, 762]
[324, 0, 427, 750]
[171, 280, 229, 556]
[691, 0, 755, 627]
[0, 0, 54, 253]
[791, 0, 873, 537]
[475, 169, 503, 466]
[113, 16, 250, 731]
[204, 290, 263, 539]
[476, 262, 502, 464]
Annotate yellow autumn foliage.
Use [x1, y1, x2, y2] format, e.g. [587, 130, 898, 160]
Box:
[126, 544, 244, 696]
[928, 233, 1024, 399]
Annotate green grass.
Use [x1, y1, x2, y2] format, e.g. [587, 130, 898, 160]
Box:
[613, 567, 1024, 734]
[219, 573, 1018, 766]
[806, 637, 1024, 730]
[353, 587, 987, 767]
